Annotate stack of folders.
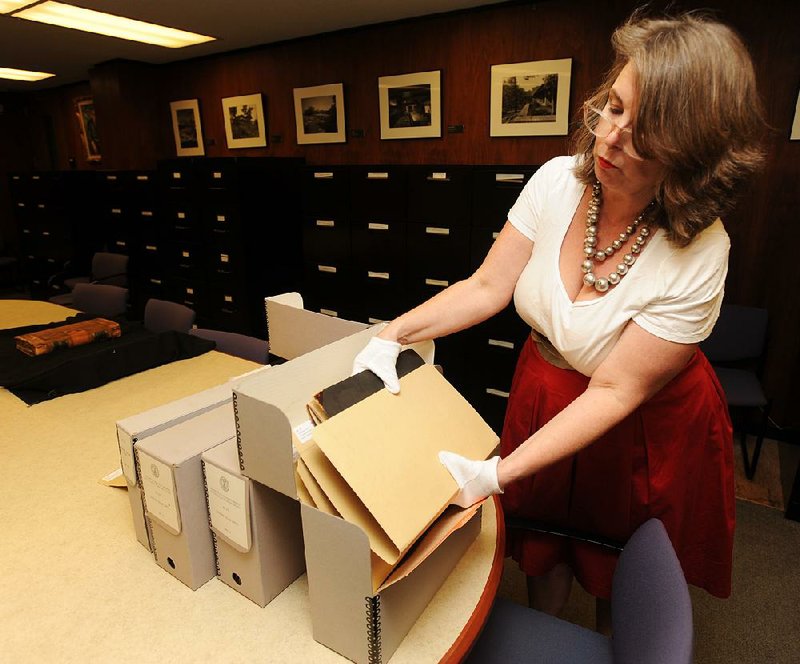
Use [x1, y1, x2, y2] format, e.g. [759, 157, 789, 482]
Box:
[297, 359, 499, 592]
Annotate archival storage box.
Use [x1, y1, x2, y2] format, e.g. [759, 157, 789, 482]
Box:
[135, 403, 236, 590]
[202, 438, 305, 607]
[233, 325, 497, 663]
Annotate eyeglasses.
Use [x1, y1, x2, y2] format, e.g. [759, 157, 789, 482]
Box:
[583, 103, 644, 161]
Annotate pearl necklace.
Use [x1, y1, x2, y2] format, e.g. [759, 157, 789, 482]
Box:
[581, 181, 653, 293]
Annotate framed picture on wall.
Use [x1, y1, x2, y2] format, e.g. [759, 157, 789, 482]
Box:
[75, 97, 101, 162]
[169, 99, 205, 156]
[293, 83, 346, 145]
[221, 93, 267, 149]
[489, 58, 572, 137]
[378, 70, 441, 140]
[791, 87, 800, 140]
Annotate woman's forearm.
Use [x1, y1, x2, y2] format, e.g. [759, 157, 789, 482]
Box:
[379, 273, 510, 345]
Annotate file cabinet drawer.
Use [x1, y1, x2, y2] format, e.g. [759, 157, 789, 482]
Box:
[472, 167, 538, 231]
[350, 166, 407, 222]
[406, 223, 471, 283]
[351, 220, 405, 272]
[407, 166, 471, 226]
[302, 216, 351, 264]
[302, 166, 351, 215]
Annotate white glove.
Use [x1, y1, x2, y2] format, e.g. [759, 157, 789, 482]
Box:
[351, 337, 402, 394]
[439, 451, 502, 508]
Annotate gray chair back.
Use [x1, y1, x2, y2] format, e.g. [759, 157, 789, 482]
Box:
[91, 252, 129, 287]
[71, 283, 128, 318]
[611, 519, 693, 664]
[189, 328, 268, 364]
[144, 298, 196, 334]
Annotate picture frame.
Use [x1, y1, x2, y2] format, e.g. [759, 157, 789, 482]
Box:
[169, 99, 205, 156]
[75, 97, 101, 162]
[378, 70, 441, 140]
[293, 83, 346, 145]
[490, 58, 572, 137]
[221, 93, 267, 149]
[791, 87, 800, 140]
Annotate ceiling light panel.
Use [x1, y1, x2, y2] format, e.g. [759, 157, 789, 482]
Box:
[13, 2, 216, 48]
[0, 67, 55, 81]
[0, 0, 35, 13]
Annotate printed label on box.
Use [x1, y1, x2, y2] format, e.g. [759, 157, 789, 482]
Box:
[205, 462, 251, 552]
[138, 451, 181, 535]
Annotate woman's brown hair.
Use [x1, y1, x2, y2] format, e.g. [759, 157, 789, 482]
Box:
[572, 11, 767, 246]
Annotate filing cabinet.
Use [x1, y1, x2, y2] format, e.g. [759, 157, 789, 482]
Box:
[299, 162, 540, 432]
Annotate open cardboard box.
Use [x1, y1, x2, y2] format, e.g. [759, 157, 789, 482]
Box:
[135, 403, 237, 590]
[233, 328, 497, 662]
[202, 438, 305, 607]
[116, 291, 364, 550]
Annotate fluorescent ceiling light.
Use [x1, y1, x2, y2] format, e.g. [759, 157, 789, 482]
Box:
[0, 67, 55, 81]
[13, 1, 216, 48]
[0, 1, 35, 14]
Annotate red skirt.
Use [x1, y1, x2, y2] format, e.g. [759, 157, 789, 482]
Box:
[500, 335, 735, 598]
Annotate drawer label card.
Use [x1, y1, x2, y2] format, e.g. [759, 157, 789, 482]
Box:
[367, 172, 389, 179]
[425, 278, 449, 288]
[220, 253, 229, 263]
[425, 226, 450, 235]
[368, 222, 389, 231]
[217, 215, 226, 222]
[316, 219, 335, 227]
[486, 388, 511, 398]
[177, 212, 186, 219]
[368, 271, 390, 280]
[320, 308, 338, 317]
[488, 338, 515, 350]
[318, 265, 337, 273]
[313, 172, 334, 179]
[431, 172, 448, 180]
[224, 295, 233, 303]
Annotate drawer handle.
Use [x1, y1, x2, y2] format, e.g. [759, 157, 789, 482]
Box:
[368, 222, 389, 231]
[316, 219, 335, 227]
[149, 278, 161, 285]
[425, 278, 449, 288]
[47, 258, 56, 263]
[216, 215, 226, 222]
[37, 203, 45, 208]
[106, 175, 117, 181]
[141, 210, 153, 217]
[219, 253, 229, 263]
[426, 172, 450, 182]
[318, 265, 337, 273]
[145, 245, 157, 251]
[368, 271, 390, 280]
[182, 251, 190, 258]
[116, 241, 127, 247]
[492, 231, 500, 239]
[172, 172, 182, 179]
[17, 202, 24, 207]
[186, 288, 194, 295]
[111, 208, 122, 214]
[42, 231, 50, 236]
[368, 317, 386, 324]
[367, 172, 389, 179]
[177, 212, 186, 219]
[213, 172, 223, 179]
[136, 175, 149, 181]
[486, 388, 510, 398]
[425, 226, 450, 235]
[313, 172, 334, 179]
[320, 308, 338, 317]
[23, 229, 30, 234]
[495, 174, 525, 183]
[488, 339, 515, 350]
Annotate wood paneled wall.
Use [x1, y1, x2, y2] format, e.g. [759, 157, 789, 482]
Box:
[2, 0, 799, 426]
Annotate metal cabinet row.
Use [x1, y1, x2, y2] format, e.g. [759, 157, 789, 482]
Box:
[300, 164, 539, 433]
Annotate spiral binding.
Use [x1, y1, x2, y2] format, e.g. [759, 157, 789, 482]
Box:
[134, 447, 158, 560]
[365, 595, 382, 664]
[201, 460, 222, 577]
[232, 392, 246, 473]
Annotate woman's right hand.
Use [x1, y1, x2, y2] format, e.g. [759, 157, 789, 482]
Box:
[351, 336, 402, 393]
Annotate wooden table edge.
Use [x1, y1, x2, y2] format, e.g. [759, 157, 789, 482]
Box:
[440, 494, 505, 663]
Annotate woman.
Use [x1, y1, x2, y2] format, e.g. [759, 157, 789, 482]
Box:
[352, 11, 767, 628]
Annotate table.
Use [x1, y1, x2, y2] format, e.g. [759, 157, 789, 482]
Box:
[0, 300, 502, 663]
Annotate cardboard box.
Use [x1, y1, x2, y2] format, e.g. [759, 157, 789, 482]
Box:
[202, 438, 305, 607]
[117, 380, 252, 551]
[265, 292, 368, 360]
[232, 326, 494, 663]
[135, 403, 236, 590]
[117, 291, 362, 551]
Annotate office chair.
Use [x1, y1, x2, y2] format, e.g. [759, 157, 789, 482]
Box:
[466, 518, 692, 664]
[701, 304, 771, 480]
[189, 328, 269, 364]
[143, 298, 196, 334]
[71, 283, 129, 319]
[49, 252, 129, 305]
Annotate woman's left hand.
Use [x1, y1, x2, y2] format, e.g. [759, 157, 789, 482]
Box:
[438, 451, 503, 507]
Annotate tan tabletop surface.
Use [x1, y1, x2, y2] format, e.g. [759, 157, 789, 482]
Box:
[0, 300, 500, 663]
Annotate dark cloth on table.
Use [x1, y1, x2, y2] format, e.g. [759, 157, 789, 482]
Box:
[0, 314, 215, 405]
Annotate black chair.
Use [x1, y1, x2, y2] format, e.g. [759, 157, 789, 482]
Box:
[466, 519, 693, 664]
[49, 252, 129, 305]
[143, 298, 196, 334]
[71, 283, 129, 318]
[189, 328, 269, 364]
[0, 234, 19, 290]
[701, 304, 771, 480]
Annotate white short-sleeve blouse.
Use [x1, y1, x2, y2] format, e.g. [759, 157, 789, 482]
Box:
[507, 156, 729, 377]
